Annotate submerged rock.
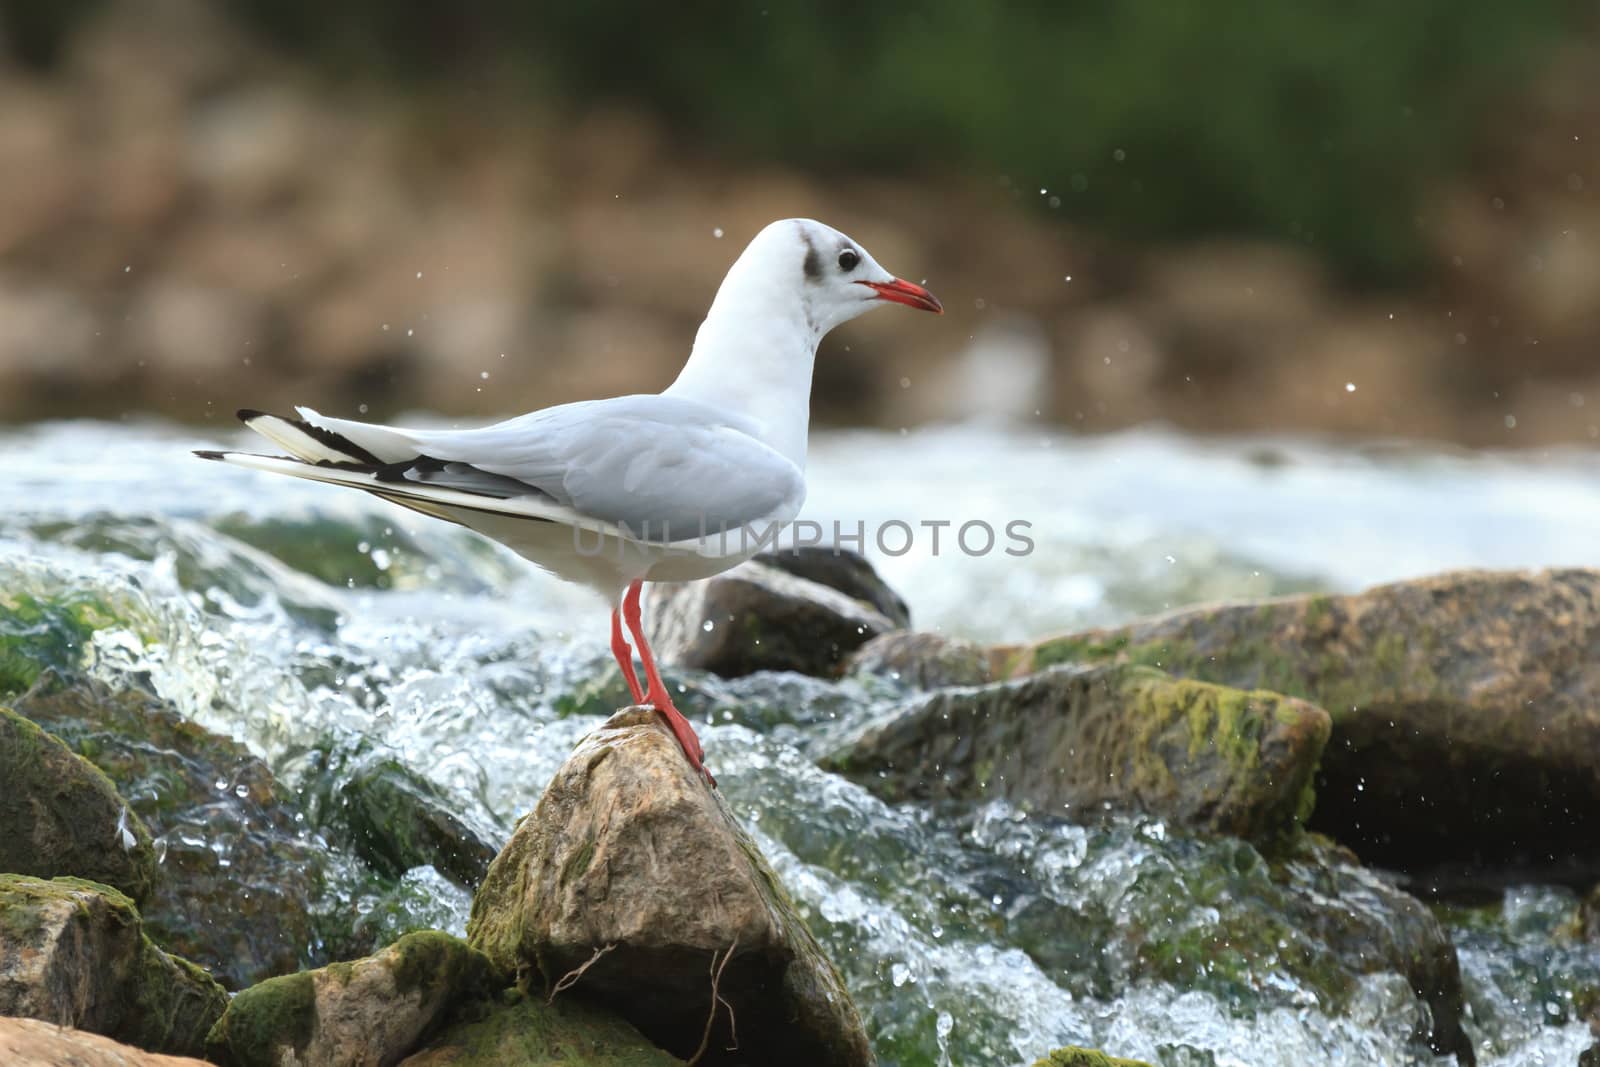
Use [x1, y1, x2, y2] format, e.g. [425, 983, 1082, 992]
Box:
[647, 560, 897, 679]
[400, 991, 683, 1066]
[0, 703, 157, 904]
[204, 930, 503, 1067]
[0, 590, 115, 694]
[1010, 568, 1600, 880]
[468, 708, 875, 1066]
[0, 1017, 212, 1066]
[12, 675, 327, 988]
[756, 545, 911, 628]
[0, 874, 227, 1058]
[824, 663, 1330, 845]
[298, 741, 501, 889]
[846, 629, 992, 690]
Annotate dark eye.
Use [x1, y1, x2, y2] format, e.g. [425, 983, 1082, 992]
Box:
[838, 249, 860, 272]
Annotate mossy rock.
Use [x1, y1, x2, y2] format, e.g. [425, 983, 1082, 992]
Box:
[1032, 1049, 1153, 1067]
[823, 662, 1330, 846]
[1011, 568, 1600, 879]
[205, 931, 505, 1067]
[400, 990, 683, 1065]
[0, 874, 227, 1057]
[13, 675, 329, 988]
[0, 703, 157, 903]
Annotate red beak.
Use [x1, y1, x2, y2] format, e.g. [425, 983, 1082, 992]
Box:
[858, 277, 944, 314]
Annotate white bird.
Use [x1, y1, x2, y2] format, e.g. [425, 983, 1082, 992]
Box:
[197, 218, 942, 784]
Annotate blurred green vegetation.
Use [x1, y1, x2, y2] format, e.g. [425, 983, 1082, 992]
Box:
[3, 1, 1577, 280]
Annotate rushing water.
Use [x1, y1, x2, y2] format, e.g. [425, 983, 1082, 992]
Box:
[2, 418, 1597, 1066]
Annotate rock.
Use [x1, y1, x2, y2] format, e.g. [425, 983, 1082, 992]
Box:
[0, 875, 227, 1058]
[1010, 569, 1600, 880]
[1581, 883, 1600, 941]
[0, 703, 157, 904]
[824, 663, 1330, 846]
[204, 930, 504, 1067]
[308, 744, 501, 889]
[13, 675, 327, 988]
[646, 560, 897, 680]
[1272, 836, 1471, 1063]
[399, 991, 683, 1066]
[0, 1017, 212, 1066]
[468, 708, 874, 1066]
[846, 630, 992, 689]
[756, 546, 911, 627]
[1032, 1049, 1153, 1067]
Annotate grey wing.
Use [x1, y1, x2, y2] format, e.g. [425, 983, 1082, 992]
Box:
[409, 396, 806, 538]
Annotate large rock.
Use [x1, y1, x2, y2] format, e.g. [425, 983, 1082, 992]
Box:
[0, 1017, 212, 1066]
[646, 560, 898, 679]
[400, 992, 683, 1066]
[467, 708, 875, 1066]
[1010, 568, 1600, 879]
[13, 675, 327, 988]
[824, 664, 1331, 845]
[0, 703, 157, 904]
[204, 931, 504, 1067]
[0, 875, 227, 1058]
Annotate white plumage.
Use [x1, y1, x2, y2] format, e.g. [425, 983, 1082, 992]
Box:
[198, 218, 942, 782]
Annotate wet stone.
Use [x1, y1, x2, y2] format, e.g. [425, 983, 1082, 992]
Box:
[11, 673, 328, 988]
[0, 874, 227, 1058]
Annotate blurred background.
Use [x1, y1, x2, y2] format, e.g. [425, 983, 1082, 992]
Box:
[0, 0, 1596, 445]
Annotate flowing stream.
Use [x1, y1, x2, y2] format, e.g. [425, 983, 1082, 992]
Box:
[1, 418, 1596, 1066]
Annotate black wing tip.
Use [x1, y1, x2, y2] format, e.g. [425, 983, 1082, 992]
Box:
[236, 408, 272, 424]
[193, 449, 229, 461]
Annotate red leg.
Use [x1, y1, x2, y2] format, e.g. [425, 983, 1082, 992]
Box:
[622, 579, 714, 785]
[610, 607, 644, 704]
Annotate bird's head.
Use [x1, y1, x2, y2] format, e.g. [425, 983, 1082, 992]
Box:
[727, 218, 943, 337]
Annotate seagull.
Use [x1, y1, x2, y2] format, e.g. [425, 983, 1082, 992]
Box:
[196, 218, 942, 784]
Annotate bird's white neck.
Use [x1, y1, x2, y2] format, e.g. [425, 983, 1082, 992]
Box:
[663, 282, 819, 470]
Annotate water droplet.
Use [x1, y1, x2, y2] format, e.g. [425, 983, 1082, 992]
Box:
[891, 962, 911, 987]
[713, 227, 725, 239]
[701, 619, 715, 632]
[214, 778, 228, 792]
[234, 783, 249, 799]
[1345, 382, 1357, 393]
[153, 836, 168, 864]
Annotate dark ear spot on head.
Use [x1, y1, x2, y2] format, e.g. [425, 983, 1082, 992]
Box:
[799, 229, 822, 282]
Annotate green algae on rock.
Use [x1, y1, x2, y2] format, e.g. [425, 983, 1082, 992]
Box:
[0, 703, 157, 903]
[823, 663, 1330, 846]
[205, 930, 504, 1067]
[12, 674, 331, 988]
[400, 990, 684, 1066]
[469, 708, 875, 1067]
[0, 874, 227, 1058]
[0, 590, 116, 694]
[1009, 568, 1600, 880]
[1032, 1048, 1153, 1067]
